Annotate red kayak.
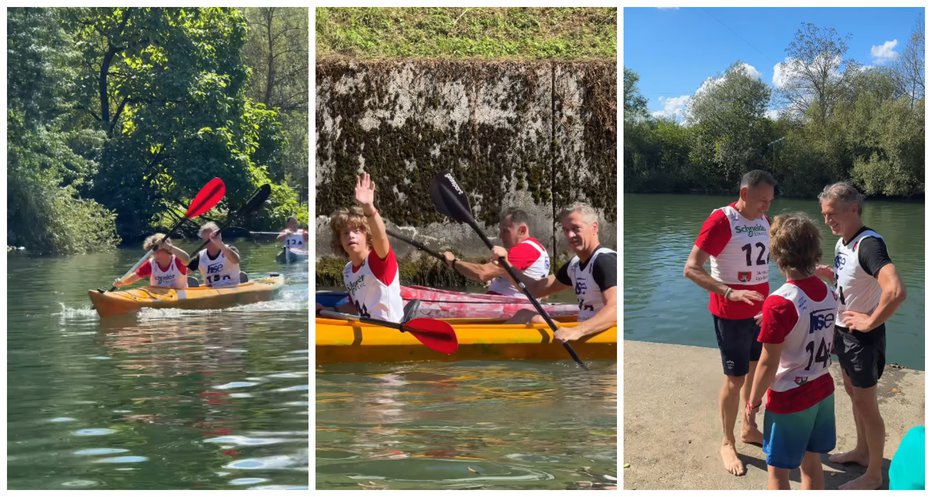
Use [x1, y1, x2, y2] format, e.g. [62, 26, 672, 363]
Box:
[317, 285, 579, 320]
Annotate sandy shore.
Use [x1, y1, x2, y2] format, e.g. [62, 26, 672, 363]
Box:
[624, 340, 925, 490]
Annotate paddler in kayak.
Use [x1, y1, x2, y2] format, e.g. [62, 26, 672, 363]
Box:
[187, 222, 242, 288]
[326, 172, 403, 322]
[277, 216, 308, 249]
[491, 202, 617, 341]
[113, 234, 191, 289]
[441, 208, 550, 297]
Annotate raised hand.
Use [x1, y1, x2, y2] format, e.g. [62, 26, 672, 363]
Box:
[355, 172, 376, 211]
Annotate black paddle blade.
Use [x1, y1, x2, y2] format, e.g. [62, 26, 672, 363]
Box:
[402, 299, 422, 322]
[237, 184, 272, 217]
[430, 172, 475, 224]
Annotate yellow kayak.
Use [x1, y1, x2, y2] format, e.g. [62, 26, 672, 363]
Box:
[89, 274, 285, 317]
[316, 316, 616, 364]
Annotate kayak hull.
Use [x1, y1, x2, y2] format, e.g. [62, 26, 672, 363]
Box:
[277, 247, 309, 263]
[316, 316, 616, 363]
[89, 275, 285, 317]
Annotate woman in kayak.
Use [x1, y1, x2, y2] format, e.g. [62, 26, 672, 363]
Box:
[277, 216, 309, 249]
[113, 234, 191, 289]
[189, 222, 242, 288]
[327, 172, 403, 322]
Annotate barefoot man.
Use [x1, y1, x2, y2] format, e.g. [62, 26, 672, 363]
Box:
[817, 182, 906, 490]
[684, 170, 775, 476]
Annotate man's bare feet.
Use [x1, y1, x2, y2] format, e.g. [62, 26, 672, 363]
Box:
[721, 442, 746, 476]
[839, 473, 883, 490]
[741, 426, 763, 446]
[828, 449, 870, 467]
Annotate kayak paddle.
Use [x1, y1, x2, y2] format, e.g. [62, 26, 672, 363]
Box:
[188, 184, 273, 258]
[103, 177, 226, 293]
[429, 171, 589, 370]
[386, 229, 459, 268]
[318, 310, 458, 355]
[222, 226, 281, 240]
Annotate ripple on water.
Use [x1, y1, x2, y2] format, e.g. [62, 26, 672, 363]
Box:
[74, 448, 129, 456]
[48, 417, 77, 423]
[316, 459, 554, 483]
[73, 428, 115, 437]
[214, 381, 259, 390]
[95, 455, 148, 464]
[226, 454, 303, 470]
[204, 435, 291, 446]
[229, 477, 269, 486]
[60, 479, 99, 488]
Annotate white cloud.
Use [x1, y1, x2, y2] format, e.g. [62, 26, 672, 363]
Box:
[870, 39, 899, 64]
[765, 108, 782, 121]
[651, 95, 691, 122]
[738, 63, 762, 81]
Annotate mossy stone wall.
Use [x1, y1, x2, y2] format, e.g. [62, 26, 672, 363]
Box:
[316, 58, 616, 257]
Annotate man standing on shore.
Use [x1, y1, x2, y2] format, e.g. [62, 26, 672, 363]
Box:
[683, 170, 776, 476]
[816, 182, 906, 490]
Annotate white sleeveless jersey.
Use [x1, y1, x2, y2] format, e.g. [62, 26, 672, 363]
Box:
[488, 239, 550, 297]
[284, 230, 306, 249]
[149, 256, 187, 289]
[567, 247, 616, 321]
[769, 282, 837, 392]
[343, 256, 403, 323]
[709, 205, 770, 285]
[198, 248, 240, 288]
[833, 230, 884, 326]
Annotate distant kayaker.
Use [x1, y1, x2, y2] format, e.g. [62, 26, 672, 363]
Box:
[277, 216, 308, 249]
[745, 212, 837, 490]
[442, 208, 550, 297]
[682, 169, 775, 476]
[490, 202, 617, 340]
[188, 222, 242, 288]
[816, 182, 906, 490]
[113, 234, 190, 289]
[327, 172, 403, 322]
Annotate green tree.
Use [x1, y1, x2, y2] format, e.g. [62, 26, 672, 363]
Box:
[64, 8, 296, 240]
[688, 62, 772, 188]
[242, 7, 309, 201]
[7, 8, 119, 254]
[624, 67, 648, 121]
[779, 23, 855, 125]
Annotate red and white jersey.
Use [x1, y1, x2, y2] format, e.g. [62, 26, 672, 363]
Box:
[137, 256, 188, 289]
[834, 229, 883, 325]
[283, 230, 306, 249]
[758, 277, 836, 414]
[695, 203, 770, 319]
[488, 237, 550, 297]
[343, 247, 403, 322]
[198, 248, 240, 288]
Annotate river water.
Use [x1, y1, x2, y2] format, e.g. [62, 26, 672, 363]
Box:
[316, 360, 616, 490]
[624, 193, 924, 370]
[7, 242, 309, 489]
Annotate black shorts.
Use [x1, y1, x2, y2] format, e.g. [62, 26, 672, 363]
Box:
[834, 324, 886, 388]
[713, 316, 762, 377]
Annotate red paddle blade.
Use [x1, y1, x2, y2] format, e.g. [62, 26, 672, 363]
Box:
[185, 177, 226, 219]
[403, 318, 458, 355]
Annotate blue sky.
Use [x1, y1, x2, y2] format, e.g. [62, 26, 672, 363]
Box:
[624, 7, 924, 121]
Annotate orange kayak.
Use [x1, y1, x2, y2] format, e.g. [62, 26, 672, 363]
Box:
[88, 274, 285, 317]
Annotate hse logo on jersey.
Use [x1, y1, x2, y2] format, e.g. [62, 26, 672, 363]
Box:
[809, 308, 835, 333]
[575, 280, 587, 296]
[834, 254, 846, 270]
[346, 275, 366, 295]
[207, 262, 224, 274]
[735, 225, 767, 238]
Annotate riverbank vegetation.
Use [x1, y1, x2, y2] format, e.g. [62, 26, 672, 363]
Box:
[8, 7, 308, 255]
[624, 21, 924, 199]
[316, 7, 616, 60]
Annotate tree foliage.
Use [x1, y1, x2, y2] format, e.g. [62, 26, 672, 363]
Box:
[8, 7, 307, 253]
[624, 24, 924, 200]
